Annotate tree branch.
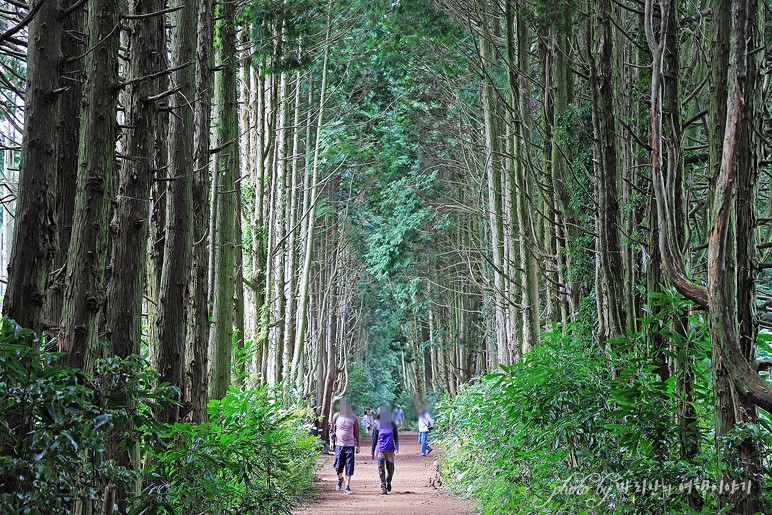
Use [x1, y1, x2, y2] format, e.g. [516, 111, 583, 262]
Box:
[0, 0, 45, 45]
[122, 5, 183, 19]
[115, 61, 193, 89]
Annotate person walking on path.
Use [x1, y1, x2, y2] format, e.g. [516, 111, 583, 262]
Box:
[366, 408, 375, 434]
[330, 398, 361, 495]
[393, 405, 405, 429]
[371, 404, 399, 494]
[360, 410, 372, 436]
[417, 403, 434, 456]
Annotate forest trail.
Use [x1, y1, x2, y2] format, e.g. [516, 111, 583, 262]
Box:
[294, 431, 475, 515]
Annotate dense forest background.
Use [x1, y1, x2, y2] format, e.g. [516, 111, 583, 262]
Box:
[0, 0, 770, 512]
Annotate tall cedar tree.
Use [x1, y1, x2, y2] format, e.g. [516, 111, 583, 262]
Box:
[187, 0, 215, 421]
[102, 0, 166, 507]
[2, 0, 62, 333]
[58, 0, 123, 371]
[156, 0, 196, 423]
[208, 0, 239, 400]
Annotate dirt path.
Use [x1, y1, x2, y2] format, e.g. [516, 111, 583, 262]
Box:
[294, 431, 475, 515]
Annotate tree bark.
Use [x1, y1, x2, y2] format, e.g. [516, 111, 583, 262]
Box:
[509, 5, 540, 354]
[707, 0, 765, 511]
[589, 0, 628, 342]
[282, 67, 303, 380]
[146, 53, 169, 371]
[267, 65, 288, 384]
[186, 0, 214, 422]
[156, 0, 197, 422]
[102, 0, 164, 506]
[58, 0, 122, 372]
[208, 0, 239, 400]
[479, 8, 508, 366]
[42, 1, 84, 334]
[3, 0, 62, 333]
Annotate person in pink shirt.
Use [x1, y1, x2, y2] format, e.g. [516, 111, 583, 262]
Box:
[330, 398, 361, 495]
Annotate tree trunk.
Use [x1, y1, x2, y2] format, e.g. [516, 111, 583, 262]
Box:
[503, 1, 540, 355]
[479, 11, 508, 366]
[3, 0, 62, 333]
[58, 0, 122, 372]
[544, 23, 573, 329]
[705, 11, 742, 507]
[589, 0, 627, 342]
[707, 0, 763, 510]
[102, 0, 164, 506]
[186, 0, 214, 422]
[250, 62, 268, 384]
[291, 3, 334, 383]
[42, 2, 84, 334]
[105, 0, 163, 373]
[156, 0, 197, 422]
[208, 0, 239, 400]
[282, 68, 303, 380]
[146, 49, 169, 371]
[268, 66, 288, 384]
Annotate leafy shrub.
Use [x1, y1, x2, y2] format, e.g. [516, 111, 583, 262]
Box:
[135, 387, 319, 514]
[438, 329, 615, 513]
[0, 318, 172, 514]
[0, 319, 320, 514]
[437, 293, 771, 514]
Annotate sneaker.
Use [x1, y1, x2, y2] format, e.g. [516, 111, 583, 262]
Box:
[335, 477, 343, 491]
[419, 453, 426, 457]
[381, 486, 388, 495]
[387, 482, 392, 492]
[427, 447, 433, 455]
[344, 485, 353, 495]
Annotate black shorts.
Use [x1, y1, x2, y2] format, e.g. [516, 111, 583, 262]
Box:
[334, 445, 355, 476]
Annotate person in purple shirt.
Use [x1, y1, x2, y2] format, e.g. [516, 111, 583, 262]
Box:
[370, 404, 400, 494]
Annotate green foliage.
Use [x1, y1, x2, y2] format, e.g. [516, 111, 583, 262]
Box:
[534, 0, 577, 32]
[437, 294, 771, 514]
[234, 335, 258, 385]
[346, 338, 402, 412]
[364, 169, 438, 281]
[438, 329, 613, 513]
[241, 0, 325, 71]
[281, 0, 483, 385]
[347, 366, 393, 413]
[0, 319, 319, 514]
[0, 318, 173, 514]
[135, 387, 318, 514]
[558, 101, 596, 299]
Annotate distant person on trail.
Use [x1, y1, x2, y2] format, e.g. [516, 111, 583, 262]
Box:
[366, 408, 375, 433]
[330, 398, 361, 495]
[360, 411, 372, 435]
[417, 403, 434, 456]
[309, 404, 321, 437]
[393, 405, 405, 429]
[371, 404, 399, 494]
